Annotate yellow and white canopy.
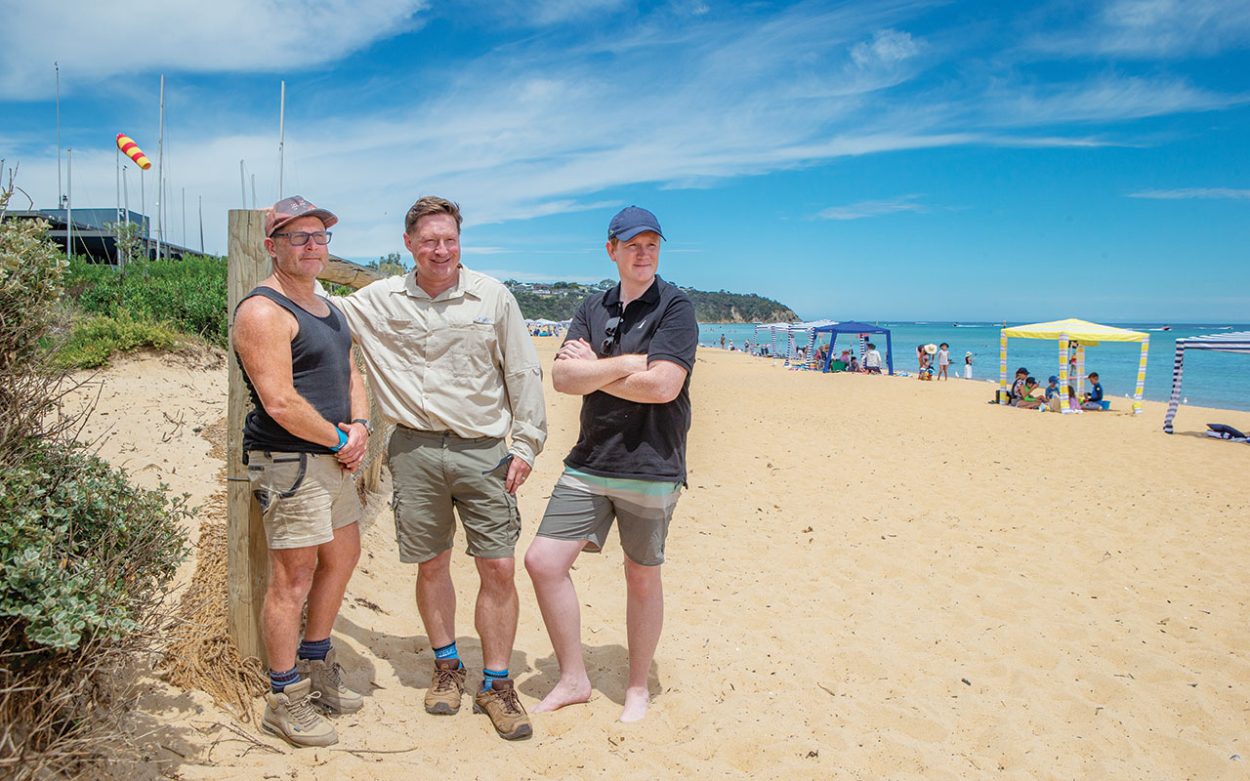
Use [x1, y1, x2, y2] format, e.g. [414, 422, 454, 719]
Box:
[1002, 318, 1148, 345]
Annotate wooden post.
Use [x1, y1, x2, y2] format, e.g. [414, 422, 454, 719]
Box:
[226, 209, 269, 664]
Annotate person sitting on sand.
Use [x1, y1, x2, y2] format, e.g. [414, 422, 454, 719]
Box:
[1082, 372, 1105, 410]
[863, 343, 883, 374]
[1015, 376, 1048, 409]
[1009, 367, 1029, 403]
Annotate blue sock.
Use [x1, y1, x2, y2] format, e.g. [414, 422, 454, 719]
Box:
[483, 667, 509, 692]
[269, 665, 300, 694]
[297, 637, 332, 662]
[433, 641, 460, 663]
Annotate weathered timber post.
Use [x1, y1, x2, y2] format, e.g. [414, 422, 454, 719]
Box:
[226, 218, 385, 664]
[226, 209, 269, 663]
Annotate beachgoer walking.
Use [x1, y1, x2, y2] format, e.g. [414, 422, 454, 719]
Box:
[232, 196, 368, 747]
[334, 196, 547, 741]
[937, 343, 950, 381]
[525, 206, 698, 723]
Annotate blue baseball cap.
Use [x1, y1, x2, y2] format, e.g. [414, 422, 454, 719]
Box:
[608, 206, 664, 242]
[1048, 375, 1059, 384]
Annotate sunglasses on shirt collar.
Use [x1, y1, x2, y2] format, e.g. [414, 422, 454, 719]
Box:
[601, 315, 622, 354]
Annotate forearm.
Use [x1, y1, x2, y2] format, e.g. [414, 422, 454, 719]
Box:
[599, 360, 685, 404]
[505, 368, 548, 464]
[266, 392, 342, 448]
[552, 353, 647, 395]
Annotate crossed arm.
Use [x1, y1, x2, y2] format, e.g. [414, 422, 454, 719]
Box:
[551, 338, 687, 403]
[233, 297, 369, 470]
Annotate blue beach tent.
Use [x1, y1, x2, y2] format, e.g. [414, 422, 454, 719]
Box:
[811, 321, 894, 375]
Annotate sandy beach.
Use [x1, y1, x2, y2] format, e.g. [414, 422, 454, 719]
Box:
[75, 338, 1250, 780]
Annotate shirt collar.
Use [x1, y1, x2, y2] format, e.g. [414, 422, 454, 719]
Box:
[401, 264, 481, 302]
[604, 275, 664, 310]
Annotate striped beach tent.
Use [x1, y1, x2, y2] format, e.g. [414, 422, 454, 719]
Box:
[1162, 331, 1250, 433]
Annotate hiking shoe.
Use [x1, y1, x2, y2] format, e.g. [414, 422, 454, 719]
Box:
[473, 679, 533, 740]
[425, 658, 466, 715]
[297, 648, 363, 714]
[261, 678, 338, 748]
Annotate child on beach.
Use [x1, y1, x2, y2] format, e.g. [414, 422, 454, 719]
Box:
[963, 351, 973, 379]
[937, 343, 950, 380]
[1082, 372, 1105, 410]
[1009, 367, 1028, 403]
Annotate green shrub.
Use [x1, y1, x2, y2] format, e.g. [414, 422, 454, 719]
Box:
[54, 311, 182, 369]
[0, 441, 189, 652]
[64, 255, 228, 346]
[0, 188, 191, 777]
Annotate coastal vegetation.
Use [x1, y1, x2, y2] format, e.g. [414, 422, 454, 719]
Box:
[505, 279, 797, 323]
[0, 199, 189, 777]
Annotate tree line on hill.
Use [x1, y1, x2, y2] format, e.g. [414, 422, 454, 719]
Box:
[502, 279, 797, 323]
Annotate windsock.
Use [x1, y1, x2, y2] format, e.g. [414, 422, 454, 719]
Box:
[116, 133, 152, 170]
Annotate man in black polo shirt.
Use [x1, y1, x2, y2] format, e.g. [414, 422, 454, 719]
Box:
[524, 206, 698, 723]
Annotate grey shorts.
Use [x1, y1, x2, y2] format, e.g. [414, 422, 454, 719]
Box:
[536, 469, 683, 566]
[388, 427, 520, 563]
[246, 451, 362, 550]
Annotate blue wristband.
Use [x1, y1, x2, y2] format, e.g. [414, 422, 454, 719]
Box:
[330, 427, 348, 453]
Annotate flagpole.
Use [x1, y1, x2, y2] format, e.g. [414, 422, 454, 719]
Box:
[55, 62, 63, 207]
[278, 80, 285, 199]
[155, 74, 165, 261]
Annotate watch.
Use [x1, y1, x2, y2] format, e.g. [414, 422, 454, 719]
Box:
[352, 418, 373, 434]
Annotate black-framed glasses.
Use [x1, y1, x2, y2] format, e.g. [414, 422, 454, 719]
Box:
[601, 315, 622, 354]
[273, 230, 332, 246]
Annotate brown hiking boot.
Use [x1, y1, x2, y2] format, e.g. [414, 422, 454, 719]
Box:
[297, 648, 363, 714]
[260, 678, 338, 748]
[425, 658, 466, 715]
[473, 679, 533, 740]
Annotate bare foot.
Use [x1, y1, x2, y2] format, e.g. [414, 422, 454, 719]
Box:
[533, 676, 592, 713]
[619, 686, 650, 722]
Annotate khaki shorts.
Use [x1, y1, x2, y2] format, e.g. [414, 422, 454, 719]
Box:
[388, 427, 520, 563]
[536, 468, 683, 566]
[246, 451, 362, 550]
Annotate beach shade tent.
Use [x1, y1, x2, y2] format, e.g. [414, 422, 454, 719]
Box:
[1163, 331, 1250, 433]
[784, 320, 838, 367]
[812, 321, 894, 375]
[998, 318, 1150, 415]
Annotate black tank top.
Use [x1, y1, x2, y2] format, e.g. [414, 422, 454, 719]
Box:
[237, 287, 352, 454]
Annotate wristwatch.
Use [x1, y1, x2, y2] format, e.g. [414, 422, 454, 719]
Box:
[352, 418, 374, 435]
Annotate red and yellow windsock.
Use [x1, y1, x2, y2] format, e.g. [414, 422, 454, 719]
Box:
[116, 133, 152, 170]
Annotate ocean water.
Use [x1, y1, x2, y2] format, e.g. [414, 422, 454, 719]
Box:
[699, 322, 1250, 413]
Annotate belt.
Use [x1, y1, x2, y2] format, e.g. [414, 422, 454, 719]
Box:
[395, 425, 498, 443]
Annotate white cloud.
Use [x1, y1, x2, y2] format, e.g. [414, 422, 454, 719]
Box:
[1028, 0, 1250, 58]
[991, 76, 1245, 126]
[851, 29, 921, 68]
[0, 0, 428, 99]
[817, 195, 927, 221]
[1128, 187, 1250, 199]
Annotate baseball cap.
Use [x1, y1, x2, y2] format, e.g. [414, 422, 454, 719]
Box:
[265, 195, 338, 237]
[1048, 375, 1059, 384]
[608, 206, 664, 242]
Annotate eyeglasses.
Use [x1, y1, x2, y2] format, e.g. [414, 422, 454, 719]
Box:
[272, 230, 332, 246]
[601, 315, 622, 354]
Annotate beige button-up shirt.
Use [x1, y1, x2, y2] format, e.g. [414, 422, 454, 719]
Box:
[334, 266, 547, 465]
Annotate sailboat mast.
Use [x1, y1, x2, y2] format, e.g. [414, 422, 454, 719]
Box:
[278, 80, 285, 199]
[155, 74, 165, 261]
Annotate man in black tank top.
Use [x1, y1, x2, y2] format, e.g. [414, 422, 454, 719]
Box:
[232, 196, 370, 748]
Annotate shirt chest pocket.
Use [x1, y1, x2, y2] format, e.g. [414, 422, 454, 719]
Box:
[430, 322, 498, 378]
[376, 318, 428, 369]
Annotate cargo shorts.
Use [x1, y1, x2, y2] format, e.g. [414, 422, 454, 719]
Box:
[536, 468, 683, 566]
[245, 451, 362, 550]
[388, 427, 521, 563]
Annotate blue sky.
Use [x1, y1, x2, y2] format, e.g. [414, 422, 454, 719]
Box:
[2, 0, 1248, 321]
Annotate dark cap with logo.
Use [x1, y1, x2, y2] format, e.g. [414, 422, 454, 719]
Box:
[608, 206, 664, 242]
[265, 195, 338, 237]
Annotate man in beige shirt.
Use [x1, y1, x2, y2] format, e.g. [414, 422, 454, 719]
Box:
[334, 196, 545, 741]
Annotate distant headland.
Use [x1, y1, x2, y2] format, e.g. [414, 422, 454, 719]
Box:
[504, 280, 798, 323]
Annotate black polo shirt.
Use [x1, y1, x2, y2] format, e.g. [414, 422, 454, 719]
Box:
[563, 275, 698, 483]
